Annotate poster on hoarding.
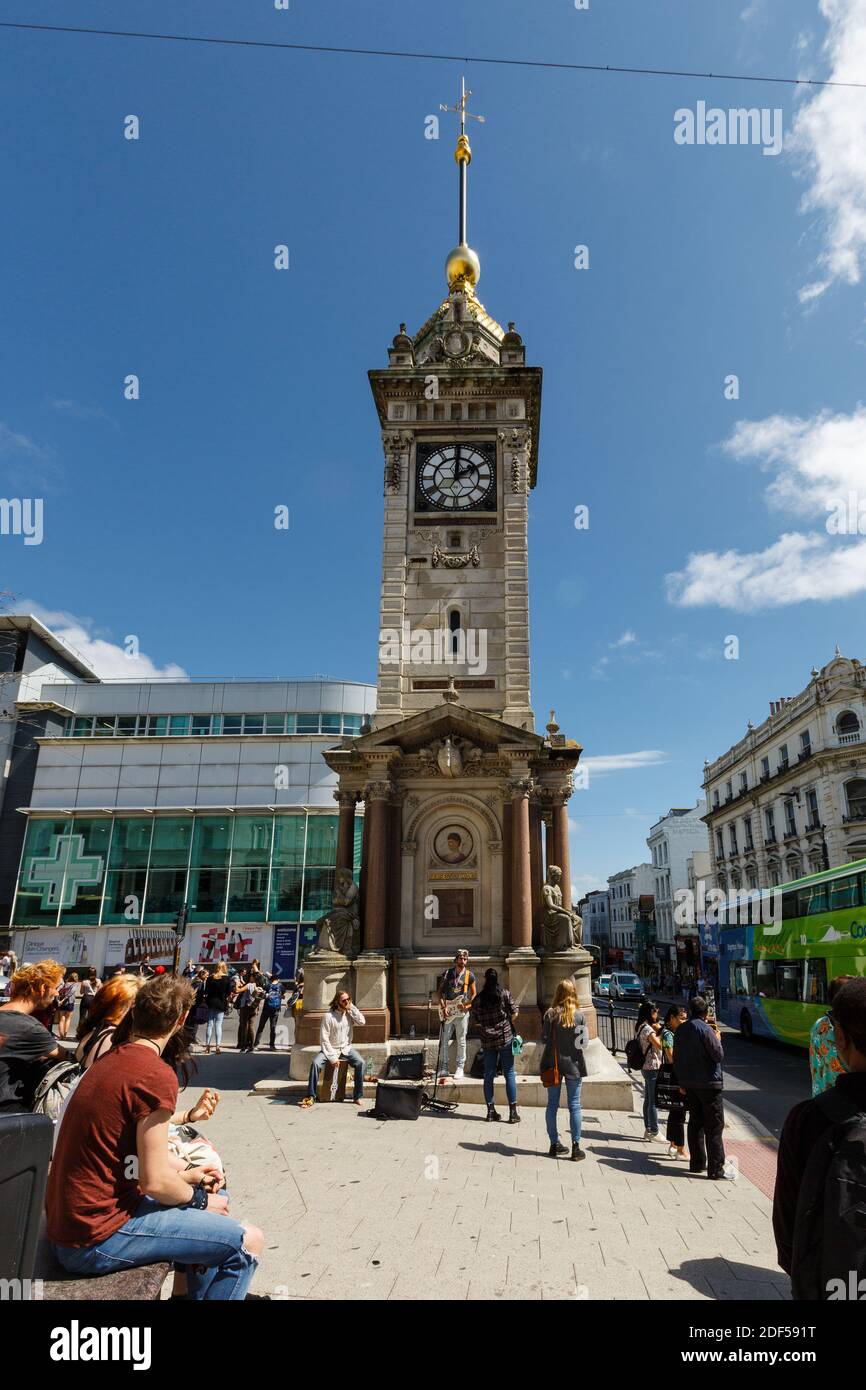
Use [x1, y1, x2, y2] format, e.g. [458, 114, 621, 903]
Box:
[104, 927, 177, 971]
[272, 925, 299, 980]
[20, 930, 93, 969]
[193, 926, 264, 967]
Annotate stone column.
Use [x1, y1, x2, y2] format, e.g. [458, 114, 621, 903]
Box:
[502, 800, 512, 942]
[529, 799, 543, 947]
[335, 790, 357, 875]
[543, 810, 555, 877]
[510, 778, 533, 949]
[361, 781, 391, 952]
[552, 793, 573, 917]
[387, 793, 403, 950]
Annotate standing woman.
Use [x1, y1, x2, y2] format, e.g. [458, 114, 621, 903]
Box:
[78, 967, 102, 1030]
[635, 999, 664, 1140]
[540, 978, 589, 1161]
[56, 972, 79, 1040]
[469, 968, 520, 1124]
[204, 962, 232, 1055]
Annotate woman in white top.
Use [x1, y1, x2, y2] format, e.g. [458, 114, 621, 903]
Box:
[635, 999, 664, 1140]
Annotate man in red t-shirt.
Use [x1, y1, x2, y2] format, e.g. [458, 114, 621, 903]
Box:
[46, 974, 264, 1300]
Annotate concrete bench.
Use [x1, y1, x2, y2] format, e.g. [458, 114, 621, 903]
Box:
[34, 1234, 170, 1301]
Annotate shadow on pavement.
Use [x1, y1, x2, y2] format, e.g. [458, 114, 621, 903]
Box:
[668, 1256, 790, 1299]
[459, 1140, 549, 1159]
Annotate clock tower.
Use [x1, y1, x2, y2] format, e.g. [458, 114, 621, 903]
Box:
[294, 84, 615, 1086]
[369, 82, 540, 731]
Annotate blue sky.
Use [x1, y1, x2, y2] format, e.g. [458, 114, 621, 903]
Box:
[3, 1, 866, 893]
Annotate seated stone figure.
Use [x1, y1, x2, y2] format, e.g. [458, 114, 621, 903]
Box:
[542, 866, 583, 950]
[312, 870, 360, 957]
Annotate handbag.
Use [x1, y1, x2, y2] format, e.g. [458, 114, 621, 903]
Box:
[540, 1021, 560, 1089]
[193, 1002, 208, 1025]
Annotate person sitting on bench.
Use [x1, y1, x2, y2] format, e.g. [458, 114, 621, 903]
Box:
[45, 973, 264, 1300]
[302, 989, 366, 1108]
[0, 959, 66, 1114]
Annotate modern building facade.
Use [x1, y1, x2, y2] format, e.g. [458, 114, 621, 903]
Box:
[646, 803, 709, 969]
[7, 665, 376, 976]
[703, 651, 866, 892]
[0, 614, 97, 939]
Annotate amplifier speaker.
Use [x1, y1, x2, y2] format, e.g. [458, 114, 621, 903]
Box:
[373, 1081, 424, 1120]
[384, 1052, 424, 1081]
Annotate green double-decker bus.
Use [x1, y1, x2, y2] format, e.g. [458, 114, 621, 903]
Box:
[718, 859, 866, 1046]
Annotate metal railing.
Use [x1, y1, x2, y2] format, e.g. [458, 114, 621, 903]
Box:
[594, 998, 638, 1055]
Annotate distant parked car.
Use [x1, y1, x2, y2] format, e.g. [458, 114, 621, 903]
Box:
[594, 974, 612, 996]
[609, 971, 643, 1001]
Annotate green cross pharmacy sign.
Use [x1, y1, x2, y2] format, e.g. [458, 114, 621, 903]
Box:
[27, 833, 105, 910]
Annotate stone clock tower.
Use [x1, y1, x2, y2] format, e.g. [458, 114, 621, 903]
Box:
[289, 85, 628, 1108]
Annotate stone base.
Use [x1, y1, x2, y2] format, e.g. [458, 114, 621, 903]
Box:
[540, 947, 597, 1039]
[284, 1036, 633, 1109]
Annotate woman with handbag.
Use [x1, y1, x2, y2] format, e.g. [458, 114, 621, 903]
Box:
[540, 978, 589, 1162]
[659, 1004, 688, 1159]
[187, 968, 209, 1050]
[469, 968, 520, 1123]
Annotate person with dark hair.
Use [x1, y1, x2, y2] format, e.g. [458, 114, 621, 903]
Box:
[45, 973, 264, 1299]
[469, 968, 520, 1124]
[254, 971, 287, 1052]
[659, 1004, 688, 1159]
[773, 976, 866, 1296]
[301, 989, 366, 1108]
[234, 968, 262, 1053]
[809, 975, 855, 1096]
[635, 1000, 664, 1140]
[672, 994, 728, 1179]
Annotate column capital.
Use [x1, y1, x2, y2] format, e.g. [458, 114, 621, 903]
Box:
[334, 789, 359, 809]
[364, 780, 393, 803]
[509, 776, 534, 800]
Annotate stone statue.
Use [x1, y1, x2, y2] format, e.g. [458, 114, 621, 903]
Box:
[542, 865, 583, 950]
[312, 869, 360, 957]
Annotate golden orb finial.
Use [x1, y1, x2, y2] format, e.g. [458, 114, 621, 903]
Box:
[445, 242, 481, 292]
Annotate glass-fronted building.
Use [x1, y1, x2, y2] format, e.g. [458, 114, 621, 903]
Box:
[9, 675, 376, 975]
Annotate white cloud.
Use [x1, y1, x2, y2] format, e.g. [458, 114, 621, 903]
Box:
[666, 406, 866, 610]
[582, 750, 668, 775]
[611, 630, 637, 648]
[667, 531, 866, 609]
[790, 0, 866, 302]
[19, 602, 187, 680]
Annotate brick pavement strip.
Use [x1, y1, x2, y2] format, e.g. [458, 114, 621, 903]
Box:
[187, 1060, 788, 1302]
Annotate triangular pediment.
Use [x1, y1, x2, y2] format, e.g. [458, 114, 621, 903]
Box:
[349, 703, 543, 756]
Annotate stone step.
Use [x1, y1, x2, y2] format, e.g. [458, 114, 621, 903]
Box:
[252, 1072, 635, 1110]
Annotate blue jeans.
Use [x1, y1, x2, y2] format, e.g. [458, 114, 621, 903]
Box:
[308, 1048, 365, 1101]
[205, 1010, 224, 1047]
[545, 1075, 582, 1145]
[52, 1196, 257, 1300]
[643, 1069, 659, 1133]
[482, 1045, 517, 1106]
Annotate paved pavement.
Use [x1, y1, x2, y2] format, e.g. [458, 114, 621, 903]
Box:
[184, 1042, 790, 1302]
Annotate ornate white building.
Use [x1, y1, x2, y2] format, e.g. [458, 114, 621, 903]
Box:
[703, 650, 866, 892]
[607, 863, 655, 960]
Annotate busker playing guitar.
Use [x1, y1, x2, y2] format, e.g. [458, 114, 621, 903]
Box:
[436, 949, 477, 1081]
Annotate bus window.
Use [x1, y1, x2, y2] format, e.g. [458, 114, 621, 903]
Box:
[729, 962, 753, 996]
[756, 959, 777, 999]
[776, 961, 802, 1002]
[798, 885, 829, 915]
[782, 891, 799, 921]
[803, 958, 828, 1005]
[828, 875, 859, 910]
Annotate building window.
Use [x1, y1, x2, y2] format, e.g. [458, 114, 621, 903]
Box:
[744, 816, 754, 851]
[806, 789, 820, 830]
[715, 830, 724, 858]
[739, 771, 748, 794]
[779, 743, 789, 772]
[725, 780, 733, 803]
[765, 808, 776, 843]
[800, 730, 811, 757]
[729, 825, 738, 856]
[169, 716, 191, 737]
[712, 789, 719, 810]
[784, 799, 797, 837]
[449, 608, 461, 656]
[761, 756, 770, 781]
[837, 710, 862, 745]
[845, 778, 866, 821]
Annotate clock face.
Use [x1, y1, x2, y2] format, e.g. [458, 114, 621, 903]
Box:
[415, 443, 496, 512]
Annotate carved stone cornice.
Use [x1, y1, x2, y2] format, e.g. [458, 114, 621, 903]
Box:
[431, 543, 480, 569]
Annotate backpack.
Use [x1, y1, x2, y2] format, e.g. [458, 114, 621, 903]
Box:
[31, 1058, 83, 1122]
[791, 1086, 866, 1301]
[625, 1030, 649, 1072]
